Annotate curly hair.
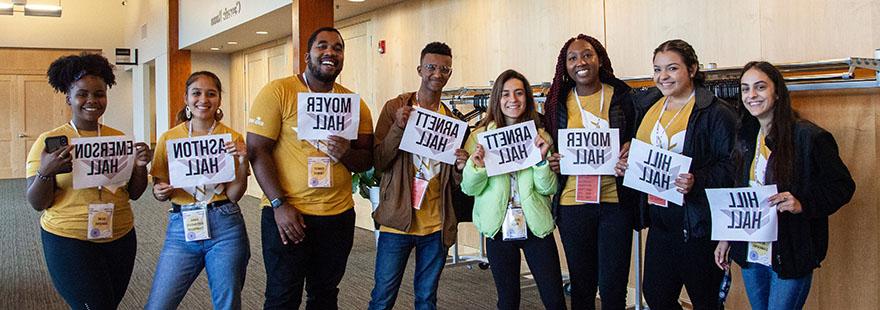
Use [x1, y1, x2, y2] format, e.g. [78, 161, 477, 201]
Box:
[542, 34, 615, 140]
[46, 52, 116, 94]
[420, 41, 452, 61]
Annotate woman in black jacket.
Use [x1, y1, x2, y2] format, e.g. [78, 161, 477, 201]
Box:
[714, 61, 855, 310]
[543, 34, 637, 310]
[617, 39, 737, 309]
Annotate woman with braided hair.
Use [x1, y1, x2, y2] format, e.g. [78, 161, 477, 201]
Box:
[25, 53, 152, 309]
[542, 34, 638, 310]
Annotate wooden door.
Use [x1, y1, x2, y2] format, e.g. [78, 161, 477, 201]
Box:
[0, 75, 68, 179]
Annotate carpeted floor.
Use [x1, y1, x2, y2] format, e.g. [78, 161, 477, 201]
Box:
[1, 178, 562, 309]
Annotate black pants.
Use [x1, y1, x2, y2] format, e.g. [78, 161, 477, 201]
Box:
[643, 227, 723, 310]
[485, 231, 567, 310]
[557, 203, 633, 310]
[41, 228, 137, 310]
[261, 207, 355, 310]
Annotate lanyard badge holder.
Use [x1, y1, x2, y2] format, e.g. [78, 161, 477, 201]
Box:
[647, 92, 694, 208]
[182, 199, 211, 242]
[411, 155, 434, 210]
[302, 73, 336, 189]
[70, 120, 116, 240]
[502, 174, 528, 241]
[572, 86, 606, 204]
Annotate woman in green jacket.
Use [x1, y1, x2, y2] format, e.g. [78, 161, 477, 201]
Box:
[461, 69, 566, 310]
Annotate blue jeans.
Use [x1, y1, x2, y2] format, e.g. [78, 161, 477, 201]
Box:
[740, 263, 813, 310]
[41, 228, 137, 310]
[146, 201, 250, 310]
[368, 231, 446, 310]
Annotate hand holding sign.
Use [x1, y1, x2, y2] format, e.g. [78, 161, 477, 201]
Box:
[535, 135, 551, 160]
[476, 121, 543, 177]
[325, 135, 351, 160]
[395, 106, 414, 129]
[547, 153, 562, 173]
[769, 192, 802, 214]
[471, 144, 486, 168]
[134, 142, 152, 167]
[40, 144, 74, 176]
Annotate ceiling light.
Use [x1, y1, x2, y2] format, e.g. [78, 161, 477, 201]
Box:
[348, 0, 366, 2]
[255, 31, 268, 35]
[227, 41, 238, 45]
[24, 2, 62, 17]
[0, 3, 12, 15]
[210, 47, 221, 51]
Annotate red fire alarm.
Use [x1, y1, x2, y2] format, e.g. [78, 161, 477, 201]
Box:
[378, 40, 386, 54]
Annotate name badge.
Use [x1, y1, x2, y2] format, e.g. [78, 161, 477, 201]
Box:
[308, 157, 332, 188]
[502, 205, 527, 241]
[412, 177, 429, 210]
[87, 203, 114, 240]
[182, 202, 211, 242]
[648, 194, 668, 208]
[575, 175, 601, 204]
[747, 241, 773, 267]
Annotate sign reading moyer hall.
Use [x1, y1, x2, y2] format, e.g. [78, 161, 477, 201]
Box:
[399, 107, 468, 165]
[477, 120, 543, 177]
[297, 92, 361, 140]
[558, 128, 620, 175]
[166, 134, 236, 188]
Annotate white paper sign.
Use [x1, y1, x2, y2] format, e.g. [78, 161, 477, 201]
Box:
[559, 128, 619, 175]
[296, 92, 361, 140]
[399, 107, 468, 165]
[477, 121, 543, 177]
[71, 136, 136, 190]
[622, 139, 692, 205]
[708, 185, 779, 242]
[166, 133, 236, 188]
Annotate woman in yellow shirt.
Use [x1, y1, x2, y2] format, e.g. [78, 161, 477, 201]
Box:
[146, 71, 250, 309]
[619, 39, 737, 309]
[25, 53, 152, 309]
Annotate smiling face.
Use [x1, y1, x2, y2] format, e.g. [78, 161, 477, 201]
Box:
[653, 50, 696, 98]
[565, 39, 601, 90]
[185, 75, 221, 121]
[418, 53, 453, 93]
[500, 78, 527, 122]
[67, 75, 108, 125]
[306, 30, 345, 83]
[740, 68, 777, 121]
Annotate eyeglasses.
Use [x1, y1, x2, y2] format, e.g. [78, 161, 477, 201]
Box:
[422, 64, 453, 75]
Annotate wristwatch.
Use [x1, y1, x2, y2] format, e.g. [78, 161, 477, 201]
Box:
[270, 197, 285, 209]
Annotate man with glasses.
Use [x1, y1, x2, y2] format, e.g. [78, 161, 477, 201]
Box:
[368, 42, 468, 310]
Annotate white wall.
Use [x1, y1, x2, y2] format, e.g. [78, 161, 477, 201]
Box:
[178, 0, 290, 49]
[0, 1, 133, 134]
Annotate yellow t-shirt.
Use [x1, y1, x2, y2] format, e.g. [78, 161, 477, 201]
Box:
[246, 75, 374, 216]
[150, 122, 244, 205]
[635, 95, 697, 153]
[380, 103, 450, 236]
[560, 84, 619, 205]
[26, 124, 134, 242]
[749, 132, 771, 185]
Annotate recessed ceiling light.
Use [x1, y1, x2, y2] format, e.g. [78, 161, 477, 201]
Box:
[227, 41, 238, 45]
[348, 0, 366, 2]
[256, 31, 268, 35]
[210, 47, 221, 51]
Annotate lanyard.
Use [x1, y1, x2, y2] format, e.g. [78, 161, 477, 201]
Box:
[573, 84, 605, 129]
[753, 129, 767, 185]
[302, 73, 334, 153]
[508, 173, 520, 208]
[654, 91, 695, 133]
[412, 93, 443, 178]
[187, 120, 217, 138]
[69, 119, 104, 199]
[188, 120, 218, 202]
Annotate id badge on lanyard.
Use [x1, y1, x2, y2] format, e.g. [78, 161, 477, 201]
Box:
[412, 176, 429, 210]
[308, 157, 332, 188]
[573, 86, 607, 204]
[747, 241, 772, 267]
[87, 202, 114, 240]
[502, 205, 527, 241]
[182, 201, 211, 242]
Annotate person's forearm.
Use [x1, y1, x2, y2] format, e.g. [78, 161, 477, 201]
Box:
[127, 166, 149, 200]
[341, 147, 372, 173]
[225, 160, 250, 202]
[249, 149, 285, 202]
[26, 176, 56, 211]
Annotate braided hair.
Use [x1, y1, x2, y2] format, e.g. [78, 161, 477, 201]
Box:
[47, 52, 116, 94]
[543, 34, 615, 142]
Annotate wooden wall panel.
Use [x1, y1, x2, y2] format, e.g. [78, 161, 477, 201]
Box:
[168, 0, 191, 127]
[292, 0, 335, 73]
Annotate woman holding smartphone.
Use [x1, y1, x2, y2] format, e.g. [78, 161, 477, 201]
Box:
[25, 53, 151, 309]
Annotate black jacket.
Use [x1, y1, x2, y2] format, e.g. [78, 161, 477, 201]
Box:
[729, 114, 855, 278]
[632, 86, 737, 241]
[547, 77, 640, 229]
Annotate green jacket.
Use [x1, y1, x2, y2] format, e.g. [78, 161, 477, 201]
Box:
[461, 124, 557, 238]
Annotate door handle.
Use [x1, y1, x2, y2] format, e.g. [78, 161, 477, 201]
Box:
[18, 133, 28, 138]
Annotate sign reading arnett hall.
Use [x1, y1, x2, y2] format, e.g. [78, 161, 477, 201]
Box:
[399, 107, 468, 165]
[71, 136, 136, 190]
[166, 133, 236, 188]
[296, 92, 361, 140]
[477, 120, 543, 177]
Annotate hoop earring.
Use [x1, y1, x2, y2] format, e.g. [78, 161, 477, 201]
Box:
[185, 106, 193, 119]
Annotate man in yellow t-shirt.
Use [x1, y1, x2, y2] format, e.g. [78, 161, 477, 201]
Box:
[369, 42, 469, 310]
[246, 27, 374, 309]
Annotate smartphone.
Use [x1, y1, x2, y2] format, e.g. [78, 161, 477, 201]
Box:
[44, 135, 72, 174]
